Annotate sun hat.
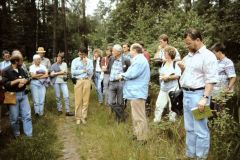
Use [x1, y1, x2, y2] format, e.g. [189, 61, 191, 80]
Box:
[36, 47, 46, 53]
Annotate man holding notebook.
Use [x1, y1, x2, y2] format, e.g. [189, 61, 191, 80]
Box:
[178, 28, 218, 159]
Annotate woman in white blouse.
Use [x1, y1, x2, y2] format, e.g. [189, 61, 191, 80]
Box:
[29, 54, 49, 117]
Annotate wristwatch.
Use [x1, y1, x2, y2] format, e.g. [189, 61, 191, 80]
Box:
[202, 95, 209, 99]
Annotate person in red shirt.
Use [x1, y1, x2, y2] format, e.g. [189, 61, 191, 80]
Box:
[139, 42, 151, 63]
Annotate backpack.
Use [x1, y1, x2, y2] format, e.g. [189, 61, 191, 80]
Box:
[162, 61, 183, 115]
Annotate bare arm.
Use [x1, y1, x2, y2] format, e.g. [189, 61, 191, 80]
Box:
[227, 77, 236, 91]
[197, 83, 214, 112]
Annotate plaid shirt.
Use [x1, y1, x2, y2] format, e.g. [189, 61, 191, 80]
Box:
[214, 57, 236, 91]
[109, 58, 123, 81]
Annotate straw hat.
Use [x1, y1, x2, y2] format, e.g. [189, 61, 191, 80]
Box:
[36, 47, 46, 53]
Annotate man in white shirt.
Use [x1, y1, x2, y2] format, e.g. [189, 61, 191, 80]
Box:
[179, 28, 218, 159]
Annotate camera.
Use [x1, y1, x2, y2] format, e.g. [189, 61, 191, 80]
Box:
[63, 76, 69, 81]
[24, 88, 31, 95]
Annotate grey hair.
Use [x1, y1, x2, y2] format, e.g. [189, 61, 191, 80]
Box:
[12, 50, 22, 58]
[130, 43, 143, 53]
[113, 44, 122, 52]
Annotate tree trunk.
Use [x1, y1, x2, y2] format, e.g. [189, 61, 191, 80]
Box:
[53, 0, 58, 58]
[62, 0, 68, 63]
[184, 0, 191, 12]
[82, 0, 88, 50]
[36, 0, 40, 48]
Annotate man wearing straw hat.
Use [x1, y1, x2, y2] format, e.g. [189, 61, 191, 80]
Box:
[36, 47, 51, 70]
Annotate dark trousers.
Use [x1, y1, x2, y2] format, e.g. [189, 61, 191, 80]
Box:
[108, 81, 125, 121]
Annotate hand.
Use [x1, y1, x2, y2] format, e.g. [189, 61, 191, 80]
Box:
[50, 71, 56, 77]
[80, 69, 86, 73]
[19, 78, 27, 84]
[102, 66, 107, 72]
[116, 74, 123, 80]
[82, 57, 87, 65]
[161, 75, 169, 81]
[197, 97, 208, 112]
[177, 61, 185, 70]
[18, 82, 25, 88]
[225, 86, 233, 92]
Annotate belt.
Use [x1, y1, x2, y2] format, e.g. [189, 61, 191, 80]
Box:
[110, 79, 123, 82]
[77, 77, 89, 80]
[182, 87, 205, 91]
[95, 71, 101, 73]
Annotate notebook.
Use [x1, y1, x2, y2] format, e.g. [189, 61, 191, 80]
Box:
[191, 106, 213, 120]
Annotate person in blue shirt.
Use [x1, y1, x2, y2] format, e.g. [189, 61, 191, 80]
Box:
[71, 47, 93, 125]
[117, 43, 150, 143]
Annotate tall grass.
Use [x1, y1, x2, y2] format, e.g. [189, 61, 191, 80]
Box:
[0, 86, 63, 160]
[72, 90, 186, 160]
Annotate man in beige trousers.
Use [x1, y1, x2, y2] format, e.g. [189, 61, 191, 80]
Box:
[117, 43, 150, 143]
[71, 47, 93, 125]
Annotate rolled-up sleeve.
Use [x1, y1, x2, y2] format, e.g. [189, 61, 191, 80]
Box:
[71, 59, 83, 76]
[86, 59, 93, 76]
[203, 54, 219, 84]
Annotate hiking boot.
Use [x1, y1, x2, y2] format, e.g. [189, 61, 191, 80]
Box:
[65, 112, 74, 116]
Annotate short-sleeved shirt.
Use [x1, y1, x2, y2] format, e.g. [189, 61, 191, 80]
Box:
[214, 57, 236, 91]
[29, 64, 48, 75]
[160, 62, 181, 92]
[50, 62, 68, 84]
[180, 46, 218, 88]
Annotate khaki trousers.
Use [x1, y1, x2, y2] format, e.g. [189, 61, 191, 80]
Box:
[74, 79, 91, 121]
[130, 99, 148, 141]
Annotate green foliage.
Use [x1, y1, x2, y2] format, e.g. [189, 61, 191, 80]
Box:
[209, 109, 240, 159]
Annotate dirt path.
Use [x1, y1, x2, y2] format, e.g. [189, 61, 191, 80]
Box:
[57, 116, 80, 160]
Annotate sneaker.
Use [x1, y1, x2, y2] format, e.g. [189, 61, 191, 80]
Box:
[65, 112, 74, 116]
[76, 120, 81, 125]
[35, 113, 40, 117]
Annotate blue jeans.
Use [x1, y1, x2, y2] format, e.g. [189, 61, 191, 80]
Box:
[53, 83, 70, 112]
[93, 72, 103, 103]
[183, 90, 210, 159]
[9, 91, 32, 137]
[30, 80, 46, 115]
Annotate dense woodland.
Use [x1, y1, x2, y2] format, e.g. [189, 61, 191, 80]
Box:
[1, 0, 240, 63]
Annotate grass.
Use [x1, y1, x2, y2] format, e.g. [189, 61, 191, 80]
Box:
[1, 79, 239, 159]
[0, 85, 63, 160]
[73, 89, 186, 160]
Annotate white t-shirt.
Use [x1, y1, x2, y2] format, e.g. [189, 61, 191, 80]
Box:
[29, 64, 47, 74]
[160, 61, 181, 92]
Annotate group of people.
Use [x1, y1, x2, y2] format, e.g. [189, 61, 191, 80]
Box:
[0, 28, 237, 159]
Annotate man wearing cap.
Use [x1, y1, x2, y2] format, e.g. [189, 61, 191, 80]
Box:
[71, 47, 93, 125]
[36, 47, 51, 70]
[107, 44, 130, 122]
